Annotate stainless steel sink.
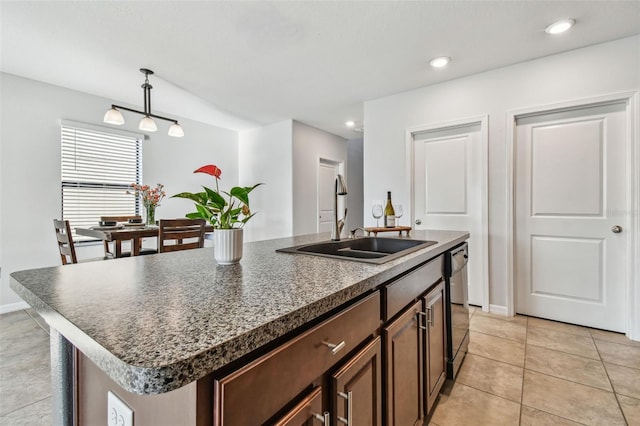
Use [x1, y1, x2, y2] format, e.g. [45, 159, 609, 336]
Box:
[276, 237, 438, 264]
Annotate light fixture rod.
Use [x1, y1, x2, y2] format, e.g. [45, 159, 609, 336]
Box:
[110, 104, 178, 124]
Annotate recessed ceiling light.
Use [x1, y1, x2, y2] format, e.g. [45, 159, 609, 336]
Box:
[429, 56, 450, 68]
[545, 18, 575, 35]
[345, 121, 355, 127]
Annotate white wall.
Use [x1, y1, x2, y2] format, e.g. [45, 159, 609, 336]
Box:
[0, 73, 239, 311]
[347, 137, 364, 232]
[292, 121, 347, 236]
[239, 120, 294, 242]
[364, 36, 640, 310]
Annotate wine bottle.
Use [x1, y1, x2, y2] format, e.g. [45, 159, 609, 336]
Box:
[384, 191, 396, 227]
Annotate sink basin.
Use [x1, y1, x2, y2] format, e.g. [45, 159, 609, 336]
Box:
[276, 237, 438, 264]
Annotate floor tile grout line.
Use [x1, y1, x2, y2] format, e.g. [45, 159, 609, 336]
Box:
[524, 341, 601, 362]
[524, 367, 620, 395]
[519, 403, 590, 426]
[595, 332, 632, 425]
[463, 351, 525, 369]
[469, 328, 527, 344]
[0, 395, 51, 418]
[455, 376, 523, 404]
[519, 316, 528, 425]
[602, 359, 640, 372]
[452, 382, 521, 408]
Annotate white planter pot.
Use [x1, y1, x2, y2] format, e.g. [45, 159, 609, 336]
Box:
[210, 229, 243, 265]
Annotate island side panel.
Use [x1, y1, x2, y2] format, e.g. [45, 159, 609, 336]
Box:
[76, 350, 212, 426]
[50, 329, 75, 426]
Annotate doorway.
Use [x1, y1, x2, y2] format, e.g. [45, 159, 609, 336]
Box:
[318, 159, 344, 234]
[408, 116, 489, 310]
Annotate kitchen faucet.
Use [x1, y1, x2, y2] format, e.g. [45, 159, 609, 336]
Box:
[349, 227, 368, 238]
[331, 174, 348, 241]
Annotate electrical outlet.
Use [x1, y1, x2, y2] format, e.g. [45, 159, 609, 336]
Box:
[108, 391, 133, 426]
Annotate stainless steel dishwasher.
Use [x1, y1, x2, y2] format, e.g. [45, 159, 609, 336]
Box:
[444, 242, 469, 380]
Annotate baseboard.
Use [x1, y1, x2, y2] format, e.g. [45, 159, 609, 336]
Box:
[0, 301, 29, 315]
[489, 304, 508, 316]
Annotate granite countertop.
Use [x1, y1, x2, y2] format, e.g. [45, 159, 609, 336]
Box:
[10, 230, 468, 395]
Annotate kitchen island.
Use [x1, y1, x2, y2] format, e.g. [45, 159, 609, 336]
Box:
[11, 230, 468, 425]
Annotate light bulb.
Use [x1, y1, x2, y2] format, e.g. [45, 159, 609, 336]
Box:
[139, 116, 157, 132]
[103, 107, 124, 125]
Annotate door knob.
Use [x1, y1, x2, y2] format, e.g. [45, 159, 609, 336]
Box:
[415, 219, 422, 225]
[611, 225, 623, 234]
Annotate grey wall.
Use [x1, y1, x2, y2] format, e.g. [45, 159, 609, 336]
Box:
[347, 137, 364, 232]
[239, 120, 294, 242]
[292, 121, 348, 236]
[0, 72, 239, 310]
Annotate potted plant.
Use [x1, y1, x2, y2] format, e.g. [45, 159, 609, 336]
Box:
[173, 165, 262, 264]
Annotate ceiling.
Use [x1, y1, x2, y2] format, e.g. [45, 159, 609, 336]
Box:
[2, 1, 639, 139]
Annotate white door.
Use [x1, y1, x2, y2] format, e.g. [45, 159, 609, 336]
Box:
[413, 122, 487, 307]
[515, 102, 628, 332]
[318, 160, 338, 233]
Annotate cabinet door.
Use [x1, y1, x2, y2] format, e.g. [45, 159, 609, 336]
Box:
[424, 281, 447, 414]
[383, 300, 423, 426]
[273, 386, 326, 426]
[331, 337, 382, 426]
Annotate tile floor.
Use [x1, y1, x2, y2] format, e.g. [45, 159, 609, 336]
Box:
[0, 309, 51, 425]
[430, 307, 640, 425]
[1, 307, 639, 425]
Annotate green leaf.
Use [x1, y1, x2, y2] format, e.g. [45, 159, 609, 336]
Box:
[229, 187, 249, 205]
[203, 186, 226, 207]
[241, 212, 257, 223]
[172, 192, 206, 204]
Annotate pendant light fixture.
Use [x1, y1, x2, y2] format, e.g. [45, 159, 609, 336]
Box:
[103, 68, 184, 137]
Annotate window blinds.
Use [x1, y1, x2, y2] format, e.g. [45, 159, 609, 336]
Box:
[61, 122, 142, 240]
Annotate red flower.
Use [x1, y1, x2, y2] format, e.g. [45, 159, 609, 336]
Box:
[195, 164, 222, 179]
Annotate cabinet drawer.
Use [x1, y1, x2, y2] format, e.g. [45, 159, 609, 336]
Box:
[214, 291, 381, 425]
[384, 255, 443, 320]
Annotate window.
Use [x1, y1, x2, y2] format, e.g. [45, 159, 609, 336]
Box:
[61, 121, 142, 240]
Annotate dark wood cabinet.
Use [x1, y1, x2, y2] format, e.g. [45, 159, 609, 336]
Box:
[213, 292, 381, 425]
[384, 300, 424, 426]
[383, 260, 447, 424]
[273, 386, 326, 426]
[331, 337, 382, 426]
[423, 281, 446, 414]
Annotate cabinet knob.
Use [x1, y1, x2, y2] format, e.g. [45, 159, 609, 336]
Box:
[321, 340, 346, 355]
[415, 219, 422, 225]
[611, 225, 623, 233]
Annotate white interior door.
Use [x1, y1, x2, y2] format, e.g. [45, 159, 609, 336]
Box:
[413, 122, 487, 307]
[515, 102, 628, 332]
[318, 160, 338, 233]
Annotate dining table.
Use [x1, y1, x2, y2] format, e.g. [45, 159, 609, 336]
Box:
[75, 224, 213, 258]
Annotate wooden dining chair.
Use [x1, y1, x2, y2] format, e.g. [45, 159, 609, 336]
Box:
[158, 219, 206, 253]
[54, 219, 79, 265]
[99, 215, 156, 258]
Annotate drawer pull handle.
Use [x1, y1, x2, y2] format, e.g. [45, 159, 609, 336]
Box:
[426, 306, 434, 326]
[314, 411, 331, 424]
[322, 340, 346, 355]
[416, 311, 427, 330]
[338, 391, 353, 425]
